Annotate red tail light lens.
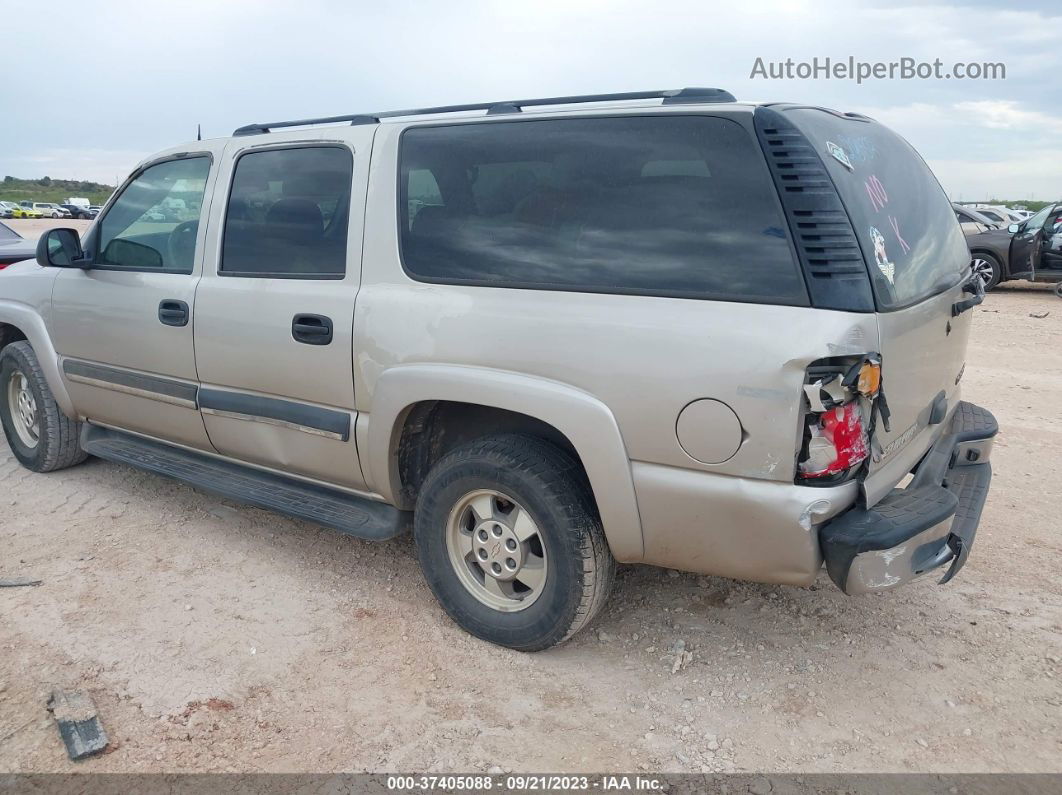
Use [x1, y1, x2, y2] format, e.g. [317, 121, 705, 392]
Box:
[798, 401, 869, 479]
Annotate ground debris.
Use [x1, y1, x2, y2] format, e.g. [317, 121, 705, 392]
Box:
[47, 690, 109, 761]
[0, 577, 42, 588]
[1029, 311, 1050, 319]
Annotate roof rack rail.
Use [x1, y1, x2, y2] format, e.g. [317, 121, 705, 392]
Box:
[232, 87, 736, 136]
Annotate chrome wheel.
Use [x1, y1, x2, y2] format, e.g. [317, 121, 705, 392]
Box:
[971, 258, 995, 290]
[7, 370, 40, 449]
[445, 489, 548, 612]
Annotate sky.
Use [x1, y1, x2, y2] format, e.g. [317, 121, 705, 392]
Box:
[1, 0, 1059, 200]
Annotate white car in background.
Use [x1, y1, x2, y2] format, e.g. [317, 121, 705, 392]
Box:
[971, 205, 1023, 226]
[20, 202, 71, 219]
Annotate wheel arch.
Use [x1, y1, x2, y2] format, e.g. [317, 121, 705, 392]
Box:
[362, 364, 644, 562]
[969, 246, 1007, 279]
[0, 304, 75, 417]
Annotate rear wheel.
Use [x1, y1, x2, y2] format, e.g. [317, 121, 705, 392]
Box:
[413, 434, 615, 651]
[971, 253, 1002, 291]
[0, 342, 87, 472]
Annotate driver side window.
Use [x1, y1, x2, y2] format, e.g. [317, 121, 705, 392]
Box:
[96, 157, 211, 273]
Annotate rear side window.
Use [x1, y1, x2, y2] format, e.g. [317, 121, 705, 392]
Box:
[221, 146, 352, 278]
[399, 116, 808, 305]
[787, 109, 969, 310]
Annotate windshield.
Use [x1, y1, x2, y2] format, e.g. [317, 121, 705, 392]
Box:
[788, 108, 969, 310]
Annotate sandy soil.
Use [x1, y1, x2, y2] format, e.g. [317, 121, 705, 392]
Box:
[0, 284, 1059, 774]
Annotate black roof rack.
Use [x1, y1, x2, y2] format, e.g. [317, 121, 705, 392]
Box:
[232, 87, 736, 136]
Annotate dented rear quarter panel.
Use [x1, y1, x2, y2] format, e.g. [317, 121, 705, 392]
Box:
[355, 119, 885, 581]
[357, 119, 882, 485]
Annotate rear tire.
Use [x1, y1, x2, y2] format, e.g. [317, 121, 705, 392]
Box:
[971, 253, 1002, 291]
[413, 434, 615, 651]
[0, 341, 87, 472]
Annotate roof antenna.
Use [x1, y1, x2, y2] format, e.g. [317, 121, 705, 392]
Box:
[197, 124, 202, 141]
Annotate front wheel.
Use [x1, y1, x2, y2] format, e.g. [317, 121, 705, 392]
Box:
[971, 253, 1002, 291]
[413, 434, 615, 651]
[0, 341, 87, 472]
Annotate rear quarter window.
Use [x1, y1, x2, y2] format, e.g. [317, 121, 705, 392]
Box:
[787, 109, 969, 310]
[398, 115, 808, 305]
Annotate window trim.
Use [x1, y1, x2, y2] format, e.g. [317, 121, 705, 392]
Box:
[89, 152, 214, 276]
[218, 142, 354, 281]
[394, 113, 810, 307]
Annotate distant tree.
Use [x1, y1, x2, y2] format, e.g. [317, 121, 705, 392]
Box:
[39, 176, 52, 186]
[3, 176, 12, 183]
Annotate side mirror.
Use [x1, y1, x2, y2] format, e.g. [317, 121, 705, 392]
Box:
[1007, 223, 1019, 234]
[36, 228, 85, 268]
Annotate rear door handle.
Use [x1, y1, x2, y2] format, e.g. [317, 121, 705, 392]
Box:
[158, 300, 189, 327]
[292, 314, 333, 345]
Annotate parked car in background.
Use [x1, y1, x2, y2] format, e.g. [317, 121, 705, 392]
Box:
[87, 206, 103, 215]
[954, 203, 1012, 290]
[20, 202, 70, 219]
[1006, 203, 1062, 281]
[959, 201, 1062, 290]
[953, 203, 999, 234]
[0, 204, 12, 219]
[0, 221, 37, 268]
[3, 202, 41, 219]
[971, 205, 1022, 226]
[59, 203, 97, 220]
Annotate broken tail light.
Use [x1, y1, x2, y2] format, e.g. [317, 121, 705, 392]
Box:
[798, 355, 880, 483]
[799, 401, 869, 479]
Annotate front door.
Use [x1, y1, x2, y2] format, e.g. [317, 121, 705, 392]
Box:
[51, 153, 219, 450]
[193, 132, 373, 491]
[1040, 205, 1062, 271]
[1008, 204, 1053, 279]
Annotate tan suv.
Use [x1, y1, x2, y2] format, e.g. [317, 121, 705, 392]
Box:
[0, 88, 997, 650]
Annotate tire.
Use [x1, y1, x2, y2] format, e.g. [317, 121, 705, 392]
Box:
[971, 253, 1002, 291]
[413, 434, 615, 651]
[0, 341, 87, 472]
[1054, 281, 1062, 299]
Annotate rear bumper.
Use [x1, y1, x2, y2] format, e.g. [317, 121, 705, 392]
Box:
[819, 401, 997, 595]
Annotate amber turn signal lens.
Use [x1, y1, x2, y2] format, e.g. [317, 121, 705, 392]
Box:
[857, 363, 881, 396]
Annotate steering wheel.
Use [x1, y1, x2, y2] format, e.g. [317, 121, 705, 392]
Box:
[168, 221, 199, 269]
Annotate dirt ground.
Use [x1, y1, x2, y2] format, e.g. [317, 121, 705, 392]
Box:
[0, 275, 1059, 774]
[3, 218, 94, 239]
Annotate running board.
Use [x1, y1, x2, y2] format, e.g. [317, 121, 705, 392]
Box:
[80, 425, 408, 540]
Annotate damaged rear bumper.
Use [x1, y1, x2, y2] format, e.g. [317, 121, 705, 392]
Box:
[819, 401, 997, 595]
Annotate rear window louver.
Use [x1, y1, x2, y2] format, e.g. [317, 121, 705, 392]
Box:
[754, 107, 874, 312]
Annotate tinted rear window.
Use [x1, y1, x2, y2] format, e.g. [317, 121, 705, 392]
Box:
[399, 116, 808, 305]
[788, 109, 968, 310]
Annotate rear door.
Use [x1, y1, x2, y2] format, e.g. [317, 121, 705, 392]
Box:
[192, 128, 374, 491]
[785, 109, 972, 504]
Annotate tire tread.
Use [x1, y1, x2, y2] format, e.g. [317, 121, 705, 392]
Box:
[1, 341, 87, 472]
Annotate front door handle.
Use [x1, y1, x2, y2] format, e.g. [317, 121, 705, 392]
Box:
[158, 300, 189, 327]
[292, 314, 333, 345]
